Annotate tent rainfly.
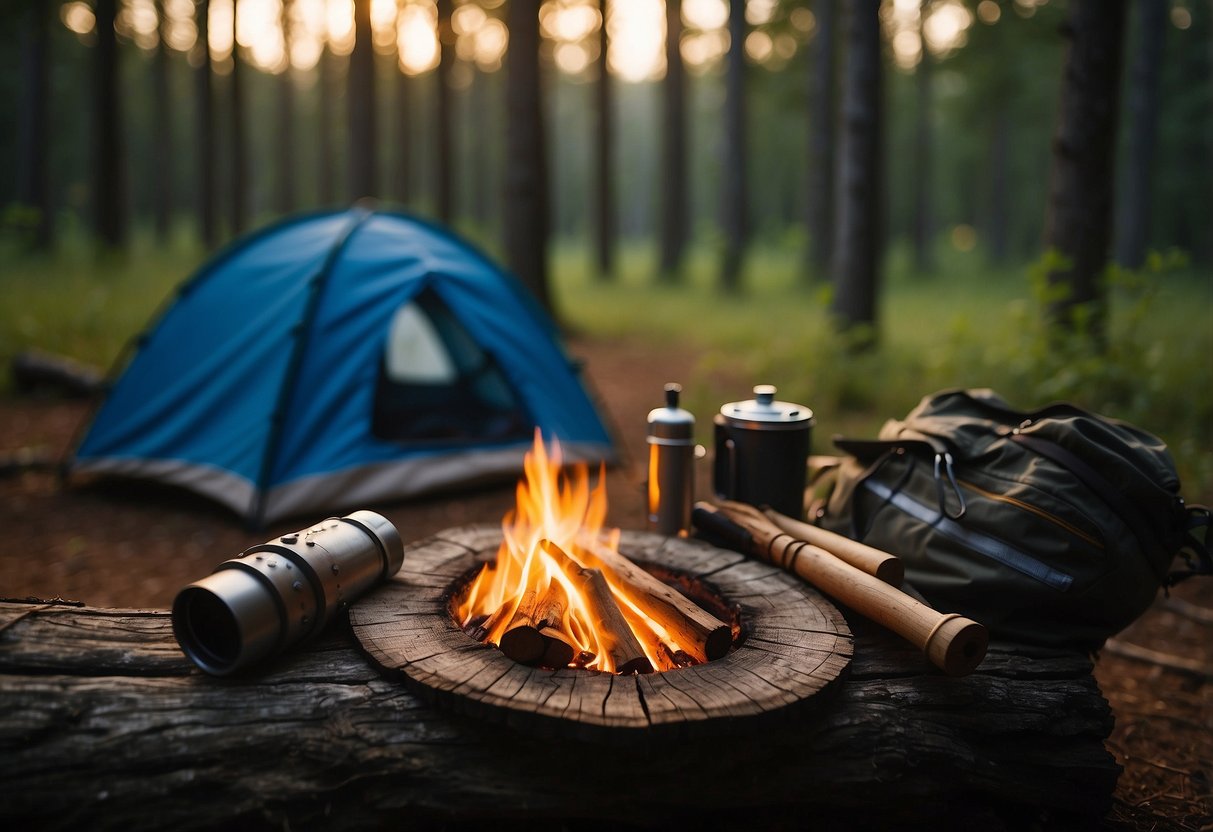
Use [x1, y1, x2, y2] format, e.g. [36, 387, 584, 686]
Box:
[69, 208, 616, 526]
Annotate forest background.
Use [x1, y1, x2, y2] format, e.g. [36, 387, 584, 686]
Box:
[0, 0, 1210, 499]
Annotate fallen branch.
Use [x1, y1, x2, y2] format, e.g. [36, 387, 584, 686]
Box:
[1102, 638, 1213, 680]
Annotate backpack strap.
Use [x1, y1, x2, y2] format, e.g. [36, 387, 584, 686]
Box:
[1169, 505, 1213, 585]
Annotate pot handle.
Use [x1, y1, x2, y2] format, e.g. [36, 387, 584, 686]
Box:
[713, 415, 736, 501]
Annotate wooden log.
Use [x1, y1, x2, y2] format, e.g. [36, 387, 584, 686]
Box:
[498, 583, 572, 667]
[696, 502, 988, 676]
[540, 540, 653, 675]
[0, 593, 1120, 831]
[574, 535, 732, 663]
[538, 626, 576, 669]
[498, 590, 545, 665]
[757, 504, 905, 586]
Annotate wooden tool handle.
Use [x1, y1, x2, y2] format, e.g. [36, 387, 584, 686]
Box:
[761, 507, 904, 586]
[694, 502, 987, 676]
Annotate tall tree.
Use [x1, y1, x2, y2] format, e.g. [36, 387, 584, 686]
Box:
[467, 67, 492, 228]
[93, 0, 128, 249]
[435, 0, 454, 222]
[195, 0, 218, 248]
[721, 0, 748, 291]
[16, 0, 53, 249]
[348, 0, 377, 200]
[504, 0, 552, 312]
[230, 0, 248, 236]
[806, 0, 836, 280]
[1043, 0, 1127, 339]
[317, 41, 337, 205]
[830, 0, 883, 335]
[276, 0, 296, 216]
[659, 0, 687, 278]
[152, 0, 173, 241]
[393, 2, 413, 207]
[911, 0, 933, 273]
[1114, 0, 1167, 270]
[594, 0, 615, 277]
[986, 107, 1010, 262]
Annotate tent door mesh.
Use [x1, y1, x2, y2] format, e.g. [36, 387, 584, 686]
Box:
[371, 288, 530, 444]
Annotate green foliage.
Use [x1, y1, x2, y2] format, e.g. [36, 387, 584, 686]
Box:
[1, 238, 1208, 501]
[555, 241, 1213, 501]
[0, 231, 203, 380]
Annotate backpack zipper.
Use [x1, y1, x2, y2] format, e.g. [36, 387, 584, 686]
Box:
[863, 478, 1075, 591]
[956, 477, 1105, 551]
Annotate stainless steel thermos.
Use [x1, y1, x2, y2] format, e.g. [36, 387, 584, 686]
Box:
[713, 385, 814, 518]
[647, 383, 697, 536]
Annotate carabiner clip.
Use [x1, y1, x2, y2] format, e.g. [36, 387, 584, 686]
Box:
[934, 452, 967, 520]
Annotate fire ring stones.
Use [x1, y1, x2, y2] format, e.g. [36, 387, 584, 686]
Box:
[349, 525, 853, 740]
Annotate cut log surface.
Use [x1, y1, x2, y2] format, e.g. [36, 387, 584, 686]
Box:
[0, 526, 1120, 831]
[351, 528, 849, 735]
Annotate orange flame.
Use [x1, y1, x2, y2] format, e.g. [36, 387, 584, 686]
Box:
[454, 430, 688, 673]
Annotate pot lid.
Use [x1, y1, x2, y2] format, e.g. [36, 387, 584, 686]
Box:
[720, 385, 814, 426]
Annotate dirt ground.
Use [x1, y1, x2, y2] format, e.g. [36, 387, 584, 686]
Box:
[1, 333, 1209, 831]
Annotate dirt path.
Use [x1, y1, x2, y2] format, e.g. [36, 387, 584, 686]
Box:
[0, 333, 1208, 830]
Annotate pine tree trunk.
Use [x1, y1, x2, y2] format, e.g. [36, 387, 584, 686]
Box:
[1114, 0, 1167, 270]
[152, 0, 173, 242]
[393, 65, 412, 207]
[230, 0, 247, 236]
[1043, 0, 1127, 339]
[276, 0, 296, 216]
[721, 0, 748, 291]
[806, 0, 836, 280]
[830, 0, 883, 336]
[435, 0, 454, 223]
[93, 0, 128, 249]
[987, 107, 1009, 263]
[16, 0, 53, 250]
[911, 2, 933, 274]
[594, 0, 615, 278]
[348, 0, 377, 201]
[504, 0, 552, 313]
[195, 0, 217, 248]
[659, 0, 687, 279]
[318, 44, 337, 206]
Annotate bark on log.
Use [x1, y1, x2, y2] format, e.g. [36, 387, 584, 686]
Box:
[0, 543, 1119, 830]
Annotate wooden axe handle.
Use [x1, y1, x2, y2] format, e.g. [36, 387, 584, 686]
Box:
[760, 506, 904, 586]
[694, 502, 987, 677]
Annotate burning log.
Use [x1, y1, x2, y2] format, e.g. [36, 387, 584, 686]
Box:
[541, 540, 653, 675]
[498, 590, 545, 664]
[574, 536, 732, 663]
[538, 627, 576, 668]
[498, 583, 573, 667]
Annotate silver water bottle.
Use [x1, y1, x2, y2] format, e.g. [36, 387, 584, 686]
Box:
[647, 383, 696, 537]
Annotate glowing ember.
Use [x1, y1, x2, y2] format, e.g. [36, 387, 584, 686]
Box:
[454, 431, 726, 674]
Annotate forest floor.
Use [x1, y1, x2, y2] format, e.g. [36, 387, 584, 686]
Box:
[1, 333, 1209, 831]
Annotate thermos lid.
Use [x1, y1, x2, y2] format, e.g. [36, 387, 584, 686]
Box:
[719, 385, 814, 430]
[648, 383, 695, 442]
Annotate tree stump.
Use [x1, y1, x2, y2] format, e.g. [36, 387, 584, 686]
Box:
[349, 526, 853, 739]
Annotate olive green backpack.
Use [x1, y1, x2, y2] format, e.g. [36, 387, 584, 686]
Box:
[816, 389, 1211, 650]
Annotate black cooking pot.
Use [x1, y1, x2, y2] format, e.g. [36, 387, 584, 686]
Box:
[713, 385, 814, 518]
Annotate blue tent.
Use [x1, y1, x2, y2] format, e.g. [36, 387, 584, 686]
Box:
[70, 208, 615, 525]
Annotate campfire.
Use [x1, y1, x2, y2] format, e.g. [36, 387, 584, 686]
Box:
[453, 431, 732, 673]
